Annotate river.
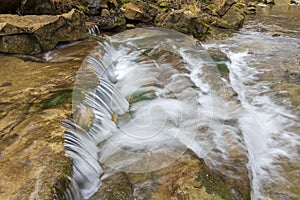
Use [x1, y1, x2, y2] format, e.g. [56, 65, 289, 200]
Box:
[64, 1, 300, 200]
[0, 1, 299, 200]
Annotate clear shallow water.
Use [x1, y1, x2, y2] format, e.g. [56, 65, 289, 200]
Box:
[204, 3, 300, 199]
[64, 3, 300, 200]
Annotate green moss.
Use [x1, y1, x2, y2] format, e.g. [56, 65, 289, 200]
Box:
[122, 0, 130, 4]
[72, 89, 86, 103]
[192, 21, 211, 40]
[196, 161, 234, 200]
[210, 55, 230, 79]
[128, 90, 156, 103]
[42, 90, 73, 109]
[207, 3, 215, 9]
[113, 16, 126, 27]
[159, 2, 168, 7]
[106, 187, 132, 200]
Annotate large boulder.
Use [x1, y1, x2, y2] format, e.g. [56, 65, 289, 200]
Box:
[155, 6, 211, 40]
[122, 1, 155, 22]
[213, 0, 238, 16]
[216, 3, 245, 29]
[0, 9, 87, 54]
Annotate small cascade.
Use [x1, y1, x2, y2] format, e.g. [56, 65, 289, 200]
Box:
[203, 19, 300, 199]
[224, 50, 300, 200]
[64, 28, 250, 199]
[88, 24, 101, 36]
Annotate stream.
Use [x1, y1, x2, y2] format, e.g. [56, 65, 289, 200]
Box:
[55, 2, 300, 200]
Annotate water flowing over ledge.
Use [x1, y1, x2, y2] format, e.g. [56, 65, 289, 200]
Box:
[203, 14, 300, 198]
[63, 28, 251, 199]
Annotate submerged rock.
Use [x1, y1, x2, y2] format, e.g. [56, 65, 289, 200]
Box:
[0, 9, 87, 54]
[90, 154, 237, 200]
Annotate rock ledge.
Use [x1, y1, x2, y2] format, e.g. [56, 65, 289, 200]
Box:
[0, 9, 87, 54]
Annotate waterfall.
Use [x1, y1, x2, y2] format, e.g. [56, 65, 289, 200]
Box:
[202, 24, 300, 199]
[88, 24, 101, 36]
[63, 28, 250, 199]
[224, 50, 300, 199]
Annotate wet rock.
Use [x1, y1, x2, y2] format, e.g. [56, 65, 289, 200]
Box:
[90, 172, 134, 200]
[122, 1, 159, 22]
[148, 154, 235, 200]
[0, 9, 87, 54]
[154, 0, 247, 40]
[91, 154, 237, 200]
[101, 8, 111, 17]
[216, 3, 245, 29]
[245, 2, 256, 15]
[214, 0, 238, 16]
[89, 13, 126, 30]
[88, 0, 109, 15]
[126, 23, 136, 29]
[123, 1, 154, 22]
[155, 6, 211, 40]
[0, 39, 99, 200]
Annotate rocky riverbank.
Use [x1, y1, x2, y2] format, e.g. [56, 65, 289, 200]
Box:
[0, 0, 252, 54]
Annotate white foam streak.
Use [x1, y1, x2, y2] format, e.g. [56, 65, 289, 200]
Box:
[64, 28, 247, 199]
[224, 48, 300, 199]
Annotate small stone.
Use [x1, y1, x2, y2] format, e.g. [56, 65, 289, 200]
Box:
[248, 2, 256, 7]
[101, 9, 110, 17]
[272, 33, 281, 37]
[126, 24, 136, 29]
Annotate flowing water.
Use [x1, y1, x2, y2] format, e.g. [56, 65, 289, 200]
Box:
[64, 2, 300, 200]
[203, 3, 300, 199]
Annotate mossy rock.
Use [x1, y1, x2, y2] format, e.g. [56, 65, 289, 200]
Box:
[155, 7, 211, 40]
[210, 55, 230, 79]
[42, 90, 73, 109]
[196, 160, 234, 200]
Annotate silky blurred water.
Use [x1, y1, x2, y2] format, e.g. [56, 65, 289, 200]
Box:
[64, 2, 300, 199]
